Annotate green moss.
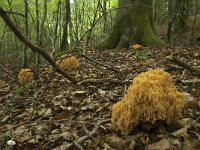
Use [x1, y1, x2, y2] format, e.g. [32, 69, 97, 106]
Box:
[141, 26, 164, 46]
[16, 82, 33, 95]
[96, 0, 163, 50]
[96, 22, 121, 50]
[97, 136, 112, 147]
[133, 6, 163, 46]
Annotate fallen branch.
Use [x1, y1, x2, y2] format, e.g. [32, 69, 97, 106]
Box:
[77, 78, 131, 85]
[0, 7, 77, 84]
[75, 53, 120, 73]
[179, 79, 200, 85]
[168, 55, 200, 77]
[63, 119, 111, 150]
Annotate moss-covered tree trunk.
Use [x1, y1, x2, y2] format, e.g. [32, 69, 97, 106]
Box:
[96, 0, 162, 50]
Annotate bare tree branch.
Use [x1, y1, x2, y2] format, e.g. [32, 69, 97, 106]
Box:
[63, 119, 111, 150]
[0, 7, 77, 84]
[0, 10, 25, 17]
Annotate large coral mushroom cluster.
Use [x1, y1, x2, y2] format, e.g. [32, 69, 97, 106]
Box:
[18, 68, 33, 84]
[112, 69, 184, 134]
[55, 55, 79, 71]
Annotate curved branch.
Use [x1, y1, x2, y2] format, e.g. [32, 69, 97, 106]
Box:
[63, 119, 111, 150]
[0, 10, 25, 17]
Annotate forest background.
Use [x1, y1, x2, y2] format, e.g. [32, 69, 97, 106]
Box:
[0, 0, 200, 149]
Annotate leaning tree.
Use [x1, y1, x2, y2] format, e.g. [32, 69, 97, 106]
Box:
[96, 0, 162, 50]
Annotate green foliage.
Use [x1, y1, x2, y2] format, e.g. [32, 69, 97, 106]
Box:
[97, 136, 112, 147]
[16, 82, 33, 95]
[109, 0, 118, 7]
[135, 50, 152, 60]
[0, 0, 118, 56]
[0, 1, 8, 8]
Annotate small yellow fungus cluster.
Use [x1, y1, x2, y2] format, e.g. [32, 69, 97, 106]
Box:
[131, 44, 142, 50]
[18, 68, 33, 84]
[55, 55, 79, 71]
[112, 69, 184, 134]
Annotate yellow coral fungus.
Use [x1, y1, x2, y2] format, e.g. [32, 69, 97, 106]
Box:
[55, 56, 79, 71]
[18, 68, 33, 84]
[111, 69, 184, 134]
[131, 44, 142, 50]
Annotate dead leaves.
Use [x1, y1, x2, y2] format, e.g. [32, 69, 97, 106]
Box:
[148, 138, 182, 150]
[0, 44, 200, 149]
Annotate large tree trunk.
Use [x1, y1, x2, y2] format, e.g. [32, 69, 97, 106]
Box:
[174, 0, 188, 32]
[96, 0, 162, 50]
[23, 0, 28, 68]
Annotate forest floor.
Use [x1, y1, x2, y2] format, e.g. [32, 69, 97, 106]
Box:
[0, 43, 200, 150]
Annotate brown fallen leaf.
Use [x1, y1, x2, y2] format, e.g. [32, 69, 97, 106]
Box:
[141, 135, 149, 145]
[184, 138, 200, 150]
[184, 101, 198, 110]
[148, 138, 182, 150]
[109, 136, 124, 149]
[171, 127, 188, 138]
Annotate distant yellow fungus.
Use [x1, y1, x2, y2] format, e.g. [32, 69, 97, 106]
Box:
[55, 55, 79, 71]
[131, 44, 142, 50]
[139, 60, 146, 65]
[111, 69, 184, 134]
[18, 68, 33, 84]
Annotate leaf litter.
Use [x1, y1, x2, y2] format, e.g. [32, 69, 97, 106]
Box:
[0, 43, 200, 150]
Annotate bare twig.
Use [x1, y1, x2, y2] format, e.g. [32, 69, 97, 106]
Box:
[187, 114, 200, 129]
[180, 69, 186, 79]
[64, 136, 84, 150]
[82, 123, 96, 140]
[179, 79, 200, 84]
[0, 7, 77, 84]
[63, 119, 111, 150]
[77, 78, 131, 86]
[75, 53, 120, 73]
